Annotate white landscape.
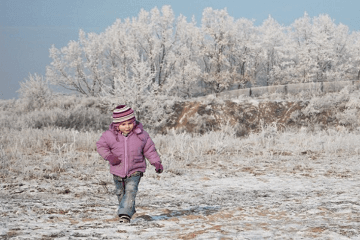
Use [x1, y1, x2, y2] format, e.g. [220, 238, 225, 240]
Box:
[2, 5, 360, 239]
[1, 118, 360, 239]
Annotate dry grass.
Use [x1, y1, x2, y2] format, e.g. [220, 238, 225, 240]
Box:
[2, 119, 359, 182]
[0, 127, 103, 180]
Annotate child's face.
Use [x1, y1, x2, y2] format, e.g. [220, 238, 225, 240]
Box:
[118, 120, 135, 134]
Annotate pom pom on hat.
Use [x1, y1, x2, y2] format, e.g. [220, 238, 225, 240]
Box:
[112, 105, 136, 125]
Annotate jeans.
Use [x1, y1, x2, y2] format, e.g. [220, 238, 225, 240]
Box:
[113, 172, 142, 218]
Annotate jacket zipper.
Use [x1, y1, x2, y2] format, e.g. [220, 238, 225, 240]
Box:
[124, 136, 128, 176]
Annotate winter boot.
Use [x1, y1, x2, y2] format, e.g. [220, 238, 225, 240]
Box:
[119, 214, 131, 223]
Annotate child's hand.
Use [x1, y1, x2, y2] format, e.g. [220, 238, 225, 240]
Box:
[153, 162, 163, 174]
[107, 154, 121, 165]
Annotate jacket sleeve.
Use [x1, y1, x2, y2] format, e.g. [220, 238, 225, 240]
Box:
[96, 132, 112, 161]
[143, 135, 161, 165]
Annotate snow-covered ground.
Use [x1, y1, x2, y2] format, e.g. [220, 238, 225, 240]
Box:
[1, 127, 360, 239]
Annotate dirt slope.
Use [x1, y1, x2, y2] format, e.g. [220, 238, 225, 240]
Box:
[161, 99, 340, 136]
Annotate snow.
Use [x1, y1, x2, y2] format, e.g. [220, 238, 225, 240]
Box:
[1, 148, 360, 239]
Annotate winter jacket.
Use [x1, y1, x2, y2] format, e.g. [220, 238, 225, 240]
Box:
[96, 121, 161, 178]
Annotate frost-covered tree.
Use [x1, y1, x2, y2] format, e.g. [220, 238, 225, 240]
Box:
[289, 13, 318, 83]
[45, 6, 360, 99]
[102, 57, 156, 121]
[232, 17, 259, 87]
[99, 6, 200, 98]
[349, 32, 360, 80]
[259, 16, 291, 85]
[288, 13, 352, 83]
[311, 14, 350, 81]
[168, 15, 202, 98]
[46, 31, 109, 96]
[200, 8, 245, 93]
[96, 6, 201, 121]
[131, 6, 176, 90]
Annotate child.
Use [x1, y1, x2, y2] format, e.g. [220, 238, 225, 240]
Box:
[96, 105, 163, 223]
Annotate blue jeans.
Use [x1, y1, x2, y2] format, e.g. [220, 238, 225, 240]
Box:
[113, 172, 142, 218]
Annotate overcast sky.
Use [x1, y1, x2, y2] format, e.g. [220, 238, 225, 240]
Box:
[1, 0, 360, 99]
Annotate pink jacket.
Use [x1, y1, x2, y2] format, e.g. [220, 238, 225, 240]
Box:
[96, 122, 161, 177]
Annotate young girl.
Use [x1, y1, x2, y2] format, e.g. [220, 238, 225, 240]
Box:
[96, 105, 163, 223]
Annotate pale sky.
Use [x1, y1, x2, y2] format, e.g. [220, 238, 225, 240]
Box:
[1, 0, 359, 99]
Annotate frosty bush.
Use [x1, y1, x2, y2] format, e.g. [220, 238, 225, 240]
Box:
[24, 107, 109, 131]
[0, 99, 16, 111]
[17, 73, 52, 111]
[0, 95, 110, 131]
[0, 144, 9, 178]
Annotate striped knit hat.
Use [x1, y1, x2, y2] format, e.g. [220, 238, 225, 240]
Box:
[112, 105, 136, 125]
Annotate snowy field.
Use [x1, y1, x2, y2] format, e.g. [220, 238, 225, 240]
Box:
[1, 127, 360, 239]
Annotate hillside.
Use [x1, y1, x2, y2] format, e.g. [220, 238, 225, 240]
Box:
[160, 86, 360, 136]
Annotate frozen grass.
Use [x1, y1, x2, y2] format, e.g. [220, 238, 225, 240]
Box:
[0, 127, 103, 180]
[1, 123, 359, 180]
[1, 124, 360, 239]
[0, 95, 110, 131]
